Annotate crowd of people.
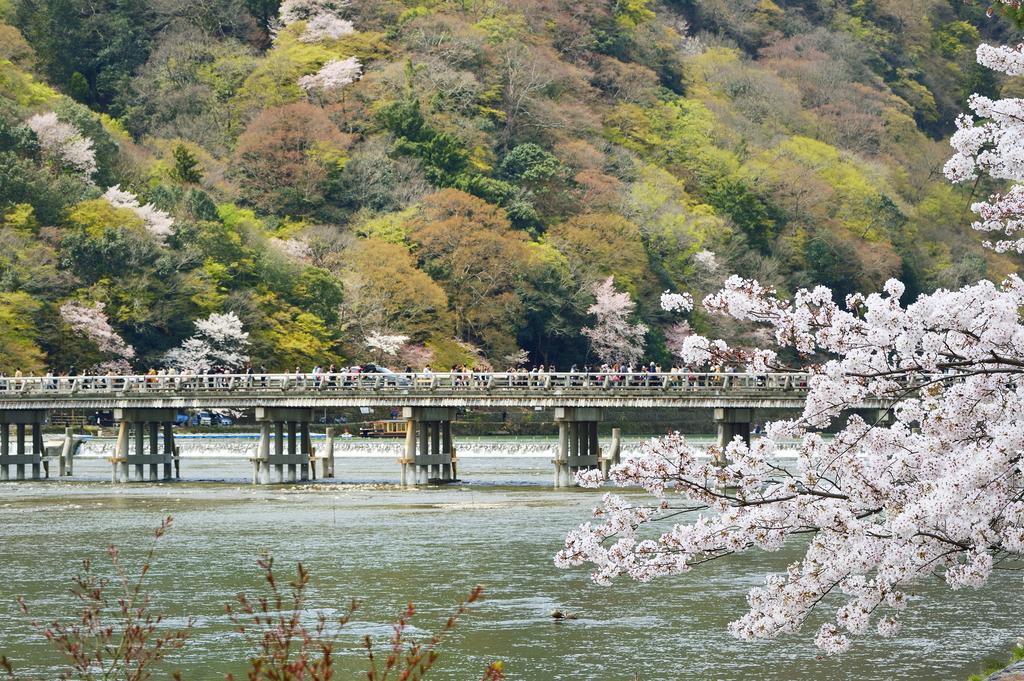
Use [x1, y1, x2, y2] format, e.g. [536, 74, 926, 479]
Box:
[0, 362, 777, 391]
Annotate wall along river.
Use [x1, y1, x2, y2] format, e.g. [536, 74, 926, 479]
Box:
[0, 436, 1019, 680]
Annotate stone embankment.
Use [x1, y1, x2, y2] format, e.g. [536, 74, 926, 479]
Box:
[986, 660, 1024, 680]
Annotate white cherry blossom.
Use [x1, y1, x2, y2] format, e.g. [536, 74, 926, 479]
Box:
[365, 331, 409, 359]
[298, 57, 362, 97]
[300, 14, 355, 42]
[26, 112, 97, 178]
[559, 17, 1024, 649]
[102, 185, 175, 240]
[165, 312, 250, 372]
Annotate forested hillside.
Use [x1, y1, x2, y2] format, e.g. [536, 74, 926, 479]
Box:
[0, 0, 1019, 372]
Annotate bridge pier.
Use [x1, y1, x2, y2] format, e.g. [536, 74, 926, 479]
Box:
[401, 407, 456, 486]
[714, 408, 752, 464]
[113, 409, 177, 483]
[0, 411, 46, 481]
[554, 407, 602, 487]
[254, 408, 313, 484]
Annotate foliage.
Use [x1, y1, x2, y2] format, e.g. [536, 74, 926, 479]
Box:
[233, 102, 350, 217]
[0, 0, 1019, 373]
[0, 292, 45, 374]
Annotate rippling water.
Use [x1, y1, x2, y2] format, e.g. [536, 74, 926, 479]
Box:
[0, 439, 1019, 680]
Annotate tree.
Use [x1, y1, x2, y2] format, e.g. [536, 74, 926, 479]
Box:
[410, 190, 530, 360]
[102, 185, 175, 241]
[337, 238, 451, 342]
[299, 14, 354, 42]
[232, 103, 350, 217]
[298, 56, 362, 102]
[546, 214, 648, 293]
[170, 144, 203, 184]
[0, 293, 45, 374]
[58, 300, 136, 373]
[164, 311, 250, 372]
[365, 331, 409, 363]
[25, 112, 97, 178]
[558, 17, 1024, 654]
[580, 276, 647, 364]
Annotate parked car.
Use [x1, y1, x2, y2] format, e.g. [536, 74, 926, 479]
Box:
[360, 364, 411, 387]
[175, 412, 191, 426]
[192, 411, 233, 426]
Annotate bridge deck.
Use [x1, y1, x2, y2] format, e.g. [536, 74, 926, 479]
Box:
[0, 372, 886, 411]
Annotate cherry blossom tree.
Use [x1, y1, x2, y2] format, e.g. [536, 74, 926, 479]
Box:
[398, 343, 434, 371]
[59, 301, 136, 374]
[299, 14, 354, 42]
[298, 57, 362, 100]
[502, 349, 530, 369]
[365, 331, 409, 362]
[269, 237, 312, 261]
[581, 277, 647, 365]
[279, 0, 350, 25]
[278, 0, 354, 44]
[558, 16, 1024, 655]
[26, 112, 97, 178]
[103, 185, 175, 241]
[164, 312, 250, 372]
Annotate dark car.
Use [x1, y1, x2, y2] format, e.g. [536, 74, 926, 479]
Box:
[360, 364, 411, 387]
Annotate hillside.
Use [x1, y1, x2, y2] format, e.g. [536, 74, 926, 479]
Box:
[0, 0, 1020, 372]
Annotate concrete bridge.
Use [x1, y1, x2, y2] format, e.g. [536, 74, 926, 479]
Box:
[0, 371, 878, 486]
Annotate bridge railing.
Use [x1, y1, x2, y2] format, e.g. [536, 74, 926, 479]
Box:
[0, 372, 811, 397]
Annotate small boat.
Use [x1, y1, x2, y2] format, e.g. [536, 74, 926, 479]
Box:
[358, 419, 407, 438]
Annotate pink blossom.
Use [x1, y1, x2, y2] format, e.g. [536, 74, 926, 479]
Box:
[945, 34, 1024, 249]
[581, 277, 647, 364]
[59, 301, 136, 371]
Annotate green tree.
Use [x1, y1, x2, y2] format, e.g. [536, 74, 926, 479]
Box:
[170, 144, 203, 184]
[0, 292, 46, 373]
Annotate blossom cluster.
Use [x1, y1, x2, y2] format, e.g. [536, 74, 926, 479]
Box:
[164, 312, 250, 372]
[558, 274, 1024, 652]
[26, 112, 97, 178]
[59, 301, 136, 373]
[102, 185, 175, 240]
[300, 13, 355, 42]
[581, 276, 647, 364]
[944, 28, 1024, 251]
[365, 331, 410, 357]
[279, 0, 355, 43]
[298, 56, 363, 97]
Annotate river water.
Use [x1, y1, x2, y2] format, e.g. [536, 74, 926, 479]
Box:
[0, 437, 1020, 680]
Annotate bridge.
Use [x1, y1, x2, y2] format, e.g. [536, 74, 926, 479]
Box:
[0, 371, 876, 486]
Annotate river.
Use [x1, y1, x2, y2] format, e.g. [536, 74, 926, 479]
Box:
[0, 437, 1019, 680]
